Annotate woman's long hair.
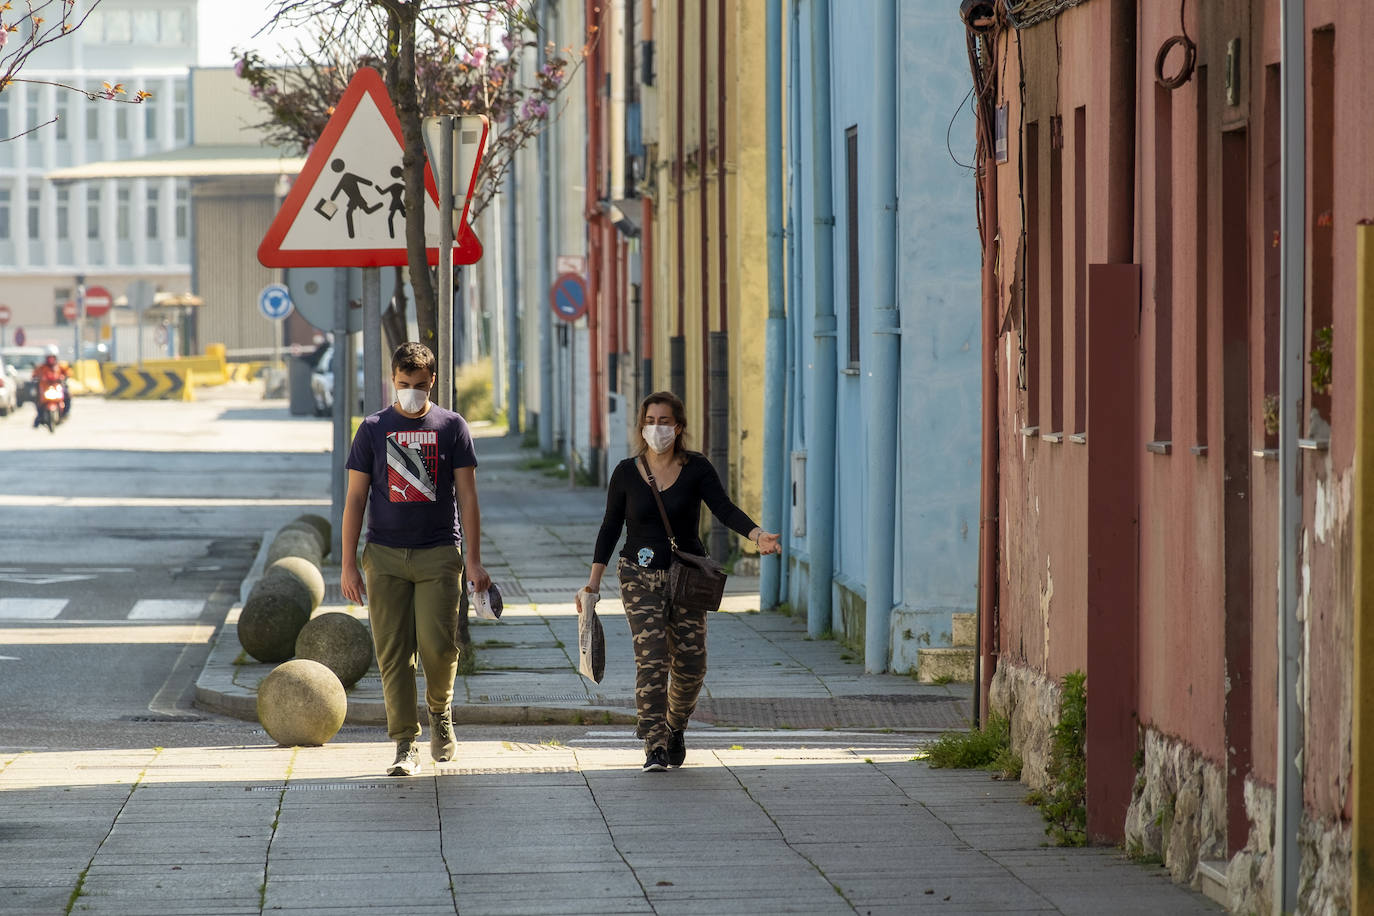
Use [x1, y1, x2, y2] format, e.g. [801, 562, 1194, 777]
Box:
[633, 391, 691, 465]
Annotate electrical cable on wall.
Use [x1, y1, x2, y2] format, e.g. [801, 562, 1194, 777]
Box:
[1154, 0, 1197, 90]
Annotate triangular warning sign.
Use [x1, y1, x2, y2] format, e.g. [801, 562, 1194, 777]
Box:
[257, 68, 482, 268]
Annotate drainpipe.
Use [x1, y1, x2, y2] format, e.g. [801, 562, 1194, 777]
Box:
[760, 0, 786, 610]
[1352, 221, 1374, 916]
[708, 0, 730, 562]
[505, 129, 521, 436]
[806, 0, 838, 638]
[1275, 0, 1305, 910]
[537, 0, 554, 452]
[976, 78, 999, 724]
[671, 0, 687, 398]
[863, 0, 900, 673]
[781, 0, 804, 605]
[1107, 0, 1136, 265]
[609, 0, 627, 401]
[699, 3, 712, 434]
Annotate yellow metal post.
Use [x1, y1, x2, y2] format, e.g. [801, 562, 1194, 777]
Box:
[1354, 221, 1374, 915]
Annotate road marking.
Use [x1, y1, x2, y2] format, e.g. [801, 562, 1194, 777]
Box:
[127, 599, 206, 620]
[0, 574, 98, 586]
[0, 655, 20, 661]
[0, 599, 68, 619]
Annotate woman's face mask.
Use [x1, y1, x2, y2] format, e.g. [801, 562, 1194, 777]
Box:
[642, 424, 677, 454]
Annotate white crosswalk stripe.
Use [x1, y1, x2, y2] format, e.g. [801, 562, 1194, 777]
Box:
[0, 598, 70, 619]
[127, 599, 206, 620]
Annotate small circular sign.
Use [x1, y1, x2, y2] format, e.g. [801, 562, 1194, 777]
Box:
[63, 300, 78, 321]
[549, 272, 587, 323]
[259, 283, 295, 321]
[0, 305, 11, 325]
[13, 327, 25, 346]
[83, 285, 113, 318]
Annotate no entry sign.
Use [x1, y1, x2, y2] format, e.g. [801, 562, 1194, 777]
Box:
[550, 273, 587, 323]
[84, 285, 113, 318]
[0, 305, 10, 325]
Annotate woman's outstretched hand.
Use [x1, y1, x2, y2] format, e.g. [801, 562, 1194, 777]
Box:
[756, 532, 781, 555]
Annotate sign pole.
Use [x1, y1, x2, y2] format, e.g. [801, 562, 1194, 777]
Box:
[436, 115, 455, 410]
[74, 275, 86, 364]
[362, 266, 382, 414]
[331, 266, 350, 562]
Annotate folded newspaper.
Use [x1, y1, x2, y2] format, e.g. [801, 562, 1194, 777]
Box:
[575, 587, 606, 683]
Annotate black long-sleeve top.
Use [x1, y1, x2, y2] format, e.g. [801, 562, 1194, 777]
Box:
[594, 453, 757, 570]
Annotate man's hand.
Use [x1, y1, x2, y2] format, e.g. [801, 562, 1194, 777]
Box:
[466, 560, 491, 594]
[341, 565, 367, 605]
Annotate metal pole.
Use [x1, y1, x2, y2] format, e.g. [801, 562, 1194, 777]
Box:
[330, 266, 350, 562]
[505, 144, 522, 435]
[760, 0, 786, 610]
[74, 276, 86, 365]
[806, 0, 839, 638]
[863, 0, 900, 673]
[1352, 222, 1374, 916]
[537, 0, 555, 452]
[1275, 0, 1305, 910]
[437, 115, 456, 410]
[362, 266, 382, 415]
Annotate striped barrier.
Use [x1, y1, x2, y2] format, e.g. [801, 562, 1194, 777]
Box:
[101, 365, 195, 401]
[67, 359, 106, 396]
[133, 355, 228, 386]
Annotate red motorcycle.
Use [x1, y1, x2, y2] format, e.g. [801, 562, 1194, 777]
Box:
[37, 380, 65, 433]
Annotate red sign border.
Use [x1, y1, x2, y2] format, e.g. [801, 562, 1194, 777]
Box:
[549, 272, 588, 323]
[83, 284, 113, 319]
[257, 68, 484, 269]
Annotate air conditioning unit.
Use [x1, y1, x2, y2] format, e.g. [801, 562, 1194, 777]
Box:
[791, 451, 806, 537]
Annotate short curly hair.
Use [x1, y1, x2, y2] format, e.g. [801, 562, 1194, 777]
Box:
[391, 342, 436, 376]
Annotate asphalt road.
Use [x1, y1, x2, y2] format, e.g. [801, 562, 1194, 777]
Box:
[0, 387, 333, 751]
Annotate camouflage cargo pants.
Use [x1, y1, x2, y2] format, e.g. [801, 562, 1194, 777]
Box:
[618, 557, 709, 752]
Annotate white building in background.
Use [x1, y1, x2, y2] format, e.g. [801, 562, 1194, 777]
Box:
[0, 1, 197, 338]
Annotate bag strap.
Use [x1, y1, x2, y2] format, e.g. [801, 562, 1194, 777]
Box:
[639, 456, 679, 551]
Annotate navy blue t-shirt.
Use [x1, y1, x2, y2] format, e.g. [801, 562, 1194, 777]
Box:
[345, 404, 478, 549]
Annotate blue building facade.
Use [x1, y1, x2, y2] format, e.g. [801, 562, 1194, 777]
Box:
[772, 0, 981, 671]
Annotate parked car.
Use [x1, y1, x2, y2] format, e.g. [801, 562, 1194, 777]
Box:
[0, 354, 18, 417]
[0, 347, 48, 407]
[308, 345, 367, 417]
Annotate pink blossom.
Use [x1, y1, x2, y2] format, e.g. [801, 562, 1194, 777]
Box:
[501, 32, 516, 52]
[234, 58, 245, 78]
[0, 26, 7, 49]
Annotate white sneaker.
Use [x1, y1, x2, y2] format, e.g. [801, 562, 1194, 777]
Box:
[387, 738, 420, 776]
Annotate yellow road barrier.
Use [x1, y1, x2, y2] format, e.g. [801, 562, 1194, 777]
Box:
[101, 365, 196, 401]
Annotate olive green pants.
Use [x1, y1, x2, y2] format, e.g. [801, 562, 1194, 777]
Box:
[360, 542, 464, 741]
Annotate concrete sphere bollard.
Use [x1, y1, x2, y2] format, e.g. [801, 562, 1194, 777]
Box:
[295, 612, 374, 689]
[278, 521, 327, 557]
[293, 514, 332, 552]
[238, 584, 310, 663]
[256, 659, 347, 746]
[263, 556, 326, 613]
[266, 529, 323, 568]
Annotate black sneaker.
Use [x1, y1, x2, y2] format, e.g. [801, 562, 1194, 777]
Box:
[667, 728, 686, 768]
[642, 747, 669, 773]
[429, 708, 456, 762]
[387, 738, 420, 776]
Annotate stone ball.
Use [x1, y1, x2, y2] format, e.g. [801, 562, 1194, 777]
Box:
[238, 584, 310, 663]
[278, 521, 327, 556]
[293, 514, 333, 553]
[263, 556, 326, 612]
[266, 529, 323, 568]
[256, 659, 347, 747]
[295, 612, 374, 689]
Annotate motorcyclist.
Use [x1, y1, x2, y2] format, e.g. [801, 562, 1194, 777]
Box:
[31, 348, 71, 428]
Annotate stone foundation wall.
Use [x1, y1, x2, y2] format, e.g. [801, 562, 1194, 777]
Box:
[987, 663, 1060, 790]
[1228, 778, 1351, 916]
[1122, 729, 1226, 886]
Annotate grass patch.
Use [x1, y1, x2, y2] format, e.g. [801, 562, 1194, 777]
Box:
[232, 650, 253, 666]
[455, 357, 495, 422]
[63, 868, 89, 914]
[924, 714, 1014, 771]
[455, 644, 478, 677]
[479, 639, 516, 648]
[1037, 670, 1087, 846]
[519, 455, 564, 472]
[930, 673, 956, 686]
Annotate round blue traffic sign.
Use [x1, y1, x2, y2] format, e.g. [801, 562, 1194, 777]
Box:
[259, 283, 294, 320]
[550, 272, 587, 322]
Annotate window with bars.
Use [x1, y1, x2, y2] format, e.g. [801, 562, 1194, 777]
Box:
[845, 126, 860, 368]
[117, 186, 131, 239]
[27, 187, 40, 240]
[0, 186, 11, 240]
[56, 188, 70, 240]
[147, 187, 160, 239]
[175, 184, 189, 239]
[87, 186, 101, 239]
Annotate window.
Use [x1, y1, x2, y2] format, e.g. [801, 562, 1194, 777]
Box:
[161, 9, 188, 45]
[116, 106, 129, 141]
[26, 99, 39, 142]
[844, 126, 860, 367]
[175, 183, 189, 238]
[1309, 28, 1334, 433]
[55, 95, 69, 141]
[1194, 70, 1209, 447]
[173, 83, 188, 141]
[144, 94, 158, 142]
[0, 96, 9, 139]
[1262, 66, 1281, 449]
[117, 186, 131, 239]
[133, 10, 159, 43]
[146, 187, 160, 239]
[0, 186, 10, 240]
[1049, 121, 1065, 435]
[86, 97, 100, 141]
[56, 188, 69, 240]
[1024, 121, 1041, 429]
[1073, 106, 1087, 435]
[105, 10, 132, 42]
[87, 185, 101, 239]
[1153, 86, 1174, 444]
[27, 187, 41, 240]
[84, 10, 104, 41]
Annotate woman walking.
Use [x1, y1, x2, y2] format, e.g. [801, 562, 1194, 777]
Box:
[586, 391, 780, 772]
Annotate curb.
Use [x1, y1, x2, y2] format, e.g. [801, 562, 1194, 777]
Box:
[194, 529, 637, 729]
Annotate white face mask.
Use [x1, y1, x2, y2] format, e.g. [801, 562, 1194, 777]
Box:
[396, 387, 428, 414]
[642, 424, 676, 454]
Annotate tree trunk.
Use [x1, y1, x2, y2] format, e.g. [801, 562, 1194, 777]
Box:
[382, 267, 407, 353]
[391, 2, 438, 350]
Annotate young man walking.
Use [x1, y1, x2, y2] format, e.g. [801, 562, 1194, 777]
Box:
[340, 342, 490, 776]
